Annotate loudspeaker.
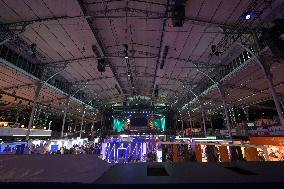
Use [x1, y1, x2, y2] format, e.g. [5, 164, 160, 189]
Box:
[97, 59, 106, 72]
[154, 85, 159, 97]
[262, 19, 284, 58]
[92, 45, 101, 57]
[172, 1, 186, 27]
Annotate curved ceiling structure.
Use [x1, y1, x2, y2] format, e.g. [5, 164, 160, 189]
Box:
[0, 0, 284, 122]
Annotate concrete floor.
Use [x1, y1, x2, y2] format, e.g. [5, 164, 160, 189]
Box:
[95, 161, 284, 184]
[0, 155, 284, 188]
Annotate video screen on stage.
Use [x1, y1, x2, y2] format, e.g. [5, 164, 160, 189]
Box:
[149, 116, 166, 132]
[113, 114, 166, 132]
[130, 115, 148, 127]
[113, 117, 129, 132]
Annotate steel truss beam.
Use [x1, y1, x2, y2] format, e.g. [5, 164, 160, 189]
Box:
[77, 0, 125, 96]
[0, 15, 87, 46]
[152, 0, 170, 97]
[84, 0, 167, 7]
[87, 7, 260, 31]
[214, 0, 273, 56]
[0, 83, 34, 91]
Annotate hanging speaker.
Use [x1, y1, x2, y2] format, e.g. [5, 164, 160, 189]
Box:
[97, 59, 106, 72]
[92, 45, 101, 57]
[172, 0, 186, 27]
[154, 85, 159, 97]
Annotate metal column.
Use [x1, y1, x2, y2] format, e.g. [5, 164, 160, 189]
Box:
[242, 107, 249, 122]
[201, 109, 207, 137]
[79, 108, 86, 138]
[15, 110, 19, 124]
[48, 121, 52, 130]
[189, 120, 193, 138]
[219, 86, 232, 140]
[181, 120, 184, 137]
[265, 72, 284, 125]
[61, 96, 70, 138]
[26, 82, 43, 140]
[238, 39, 284, 126]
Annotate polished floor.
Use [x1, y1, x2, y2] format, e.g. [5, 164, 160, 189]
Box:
[95, 161, 284, 184]
[0, 155, 284, 189]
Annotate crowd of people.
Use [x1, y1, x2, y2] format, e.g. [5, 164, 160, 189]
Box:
[110, 152, 155, 164]
[1, 142, 101, 155]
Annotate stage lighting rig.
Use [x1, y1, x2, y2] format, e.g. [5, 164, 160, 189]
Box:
[123, 44, 129, 59]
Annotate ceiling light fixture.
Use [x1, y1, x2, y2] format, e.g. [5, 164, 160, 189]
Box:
[245, 14, 251, 20]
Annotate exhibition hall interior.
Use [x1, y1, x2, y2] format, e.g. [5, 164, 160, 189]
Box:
[0, 0, 284, 187]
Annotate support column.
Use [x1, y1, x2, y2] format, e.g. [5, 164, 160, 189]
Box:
[48, 121, 52, 130]
[79, 108, 86, 138]
[231, 107, 236, 125]
[219, 85, 232, 140]
[201, 108, 207, 137]
[60, 97, 70, 138]
[15, 110, 19, 124]
[26, 82, 43, 140]
[210, 116, 213, 129]
[181, 120, 184, 137]
[242, 107, 249, 122]
[239, 38, 284, 126]
[189, 120, 193, 138]
[265, 71, 284, 125]
[280, 101, 284, 112]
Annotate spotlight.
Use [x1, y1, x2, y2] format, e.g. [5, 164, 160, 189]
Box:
[127, 71, 131, 77]
[123, 44, 129, 59]
[245, 14, 251, 20]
